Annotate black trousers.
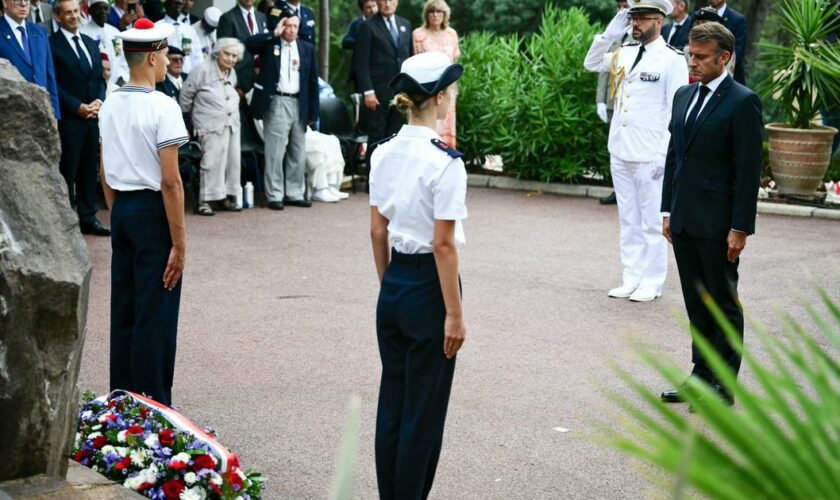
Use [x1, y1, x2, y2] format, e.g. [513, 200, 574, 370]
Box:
[59, 125, 99, 225]
[109, 190, 182, 407]
[362, 87, 403, 145]
[672, 232, 744, 383]
[375, 250, 457, 500]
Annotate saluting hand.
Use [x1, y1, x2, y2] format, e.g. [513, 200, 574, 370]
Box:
[364, 93, 379, 111]
[726, 230, 746, 263]
[163, 245, 185, 291]
[443, 313, 465, 359]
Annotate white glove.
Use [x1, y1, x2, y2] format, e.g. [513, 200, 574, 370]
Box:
[596, 103, 608, 123]
[604, 9, 630, 40]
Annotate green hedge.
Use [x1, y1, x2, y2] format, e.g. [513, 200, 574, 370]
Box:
[458, 5, 609, 182]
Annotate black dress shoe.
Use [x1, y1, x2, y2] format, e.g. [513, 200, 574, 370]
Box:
[285, 199, 312, 208]
[80, 220, 111, 237]
[599, 192, 617, 205]
[268, 201, 284, 210]
[660, 388, 685, 404]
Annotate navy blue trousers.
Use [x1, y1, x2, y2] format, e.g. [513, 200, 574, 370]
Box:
[109, 190, 181, 407]
[375, 250, 457, 500]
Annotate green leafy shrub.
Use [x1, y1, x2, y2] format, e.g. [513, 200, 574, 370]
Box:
[610, 289, 840, 498]
[458, 5, 609, 182]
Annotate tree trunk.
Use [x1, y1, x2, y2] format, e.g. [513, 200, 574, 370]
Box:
[319, 0, 330, 81]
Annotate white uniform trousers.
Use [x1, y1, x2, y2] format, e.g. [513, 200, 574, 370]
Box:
[610, 155, 668, 291]
[199, 125, 241, 202]
[264, 96, 307, 202]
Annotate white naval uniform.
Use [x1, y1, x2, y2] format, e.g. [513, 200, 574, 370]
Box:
[369, 124, 467, 254]
[155, 16, 204, 74]
[80, 21, 130, 85]
[192, 20, 216, 61]
[584, 34, 688, 292]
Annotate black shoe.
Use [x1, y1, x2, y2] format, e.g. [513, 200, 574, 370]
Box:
[285, 199, 312, 208]
[599, 192, 617, 205]
[268, 201, 284, 211]
[80, 220, 111, 236]
[660, 388, 685, 404]
[689, 384, 735, 412]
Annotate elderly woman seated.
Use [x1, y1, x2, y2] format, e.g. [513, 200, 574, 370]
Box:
[179, 37, 244, 216]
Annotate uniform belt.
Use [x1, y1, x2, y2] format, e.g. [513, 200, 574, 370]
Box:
[115, 189, 160, 197]
[275, 91, 299, 98]
[391, 249, 435, 265]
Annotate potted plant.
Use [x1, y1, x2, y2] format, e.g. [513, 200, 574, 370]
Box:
[757, 0, 840, 196]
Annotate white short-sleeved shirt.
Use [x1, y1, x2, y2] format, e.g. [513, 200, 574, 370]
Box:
[99, 86, 189, 192]
[369, 124, 467, 254]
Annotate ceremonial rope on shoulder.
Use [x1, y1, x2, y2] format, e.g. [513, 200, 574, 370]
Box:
[609, 47, 624, 104]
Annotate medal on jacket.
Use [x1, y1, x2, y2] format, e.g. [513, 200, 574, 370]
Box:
[273, 45, 280, 57]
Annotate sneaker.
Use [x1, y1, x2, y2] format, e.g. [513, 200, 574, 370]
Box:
[608, 284, 637, 298]
[328, 187, 349, 200]
[311, 189, 340, 203]
[197, 202, 215, 216]
[629, 287, 662, 302]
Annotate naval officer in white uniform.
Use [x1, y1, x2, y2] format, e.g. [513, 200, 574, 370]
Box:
[584, 0, 688, 302]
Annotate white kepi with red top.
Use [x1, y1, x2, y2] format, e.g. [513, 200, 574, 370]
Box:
[116, 17, 174, 52]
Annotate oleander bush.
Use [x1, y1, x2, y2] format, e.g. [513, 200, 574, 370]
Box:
[458, 5, 609, 182]
[610, 289, 840, 499]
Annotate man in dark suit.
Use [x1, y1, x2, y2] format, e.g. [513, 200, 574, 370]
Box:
[217, 0, 267, 97]
[50, 0, 109, 235]
[28, 0, 53, 34]
[341, 0, 377, 88]
[662, 0, 690, 50]
[1, 0, 60, 118]
[154, 45, 186, 100]
[278, 0, 315, 45]
[707, 0, 747, 84]
[660, 22, 762, 407]
[176, 0, 198, 24]
[246, 14, 318, 210]
[353, 0, 412, 144]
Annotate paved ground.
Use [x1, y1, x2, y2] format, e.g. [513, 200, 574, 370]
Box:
[77, 188, 840, 499]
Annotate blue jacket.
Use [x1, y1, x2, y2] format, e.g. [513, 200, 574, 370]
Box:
[50, 31, 105, 134]
[720, 6, 748, 84]
[279, 2, 316, 46]
[0, 16, 60, 118]
[246, 34, 319, 125]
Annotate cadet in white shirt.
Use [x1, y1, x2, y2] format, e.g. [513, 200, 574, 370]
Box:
[155, 0, 203, 73]
[81, 0, 129, 84]
[193, 6, 220, 60]
[584, 0, 688, 302]
[369, 51, 466, 500]
[99, 19, 189, 407]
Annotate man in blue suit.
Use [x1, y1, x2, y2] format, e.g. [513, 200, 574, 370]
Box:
[707, 0, 747, 84]
[1, 0, 60, 118]
[51, 0, 110, 235]
[247, 14, 318, 210]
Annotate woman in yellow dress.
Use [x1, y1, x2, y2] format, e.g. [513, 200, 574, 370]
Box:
[411, 0, 460, 147]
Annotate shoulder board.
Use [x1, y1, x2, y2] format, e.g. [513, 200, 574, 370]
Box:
[666, 44, 684, 55]
[369, 133, 397, 149]
[621, 40, 640, 47]
[431, 139, 463, 159]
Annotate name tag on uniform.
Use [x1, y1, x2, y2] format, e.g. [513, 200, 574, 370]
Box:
[640, 72, 660, 82]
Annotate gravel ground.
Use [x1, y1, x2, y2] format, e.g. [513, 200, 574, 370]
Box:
[77, 187, 840, 499]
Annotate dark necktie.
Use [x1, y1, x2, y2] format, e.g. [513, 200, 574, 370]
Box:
[17, 27, 31, 63]
[73, 35, 92, 73]
[388, 17, 399, 46]
[630, 44, 645, 72]
[685, 85, 711, 136]
[35, 7, 43, 24]
[247, 12, 254, 34]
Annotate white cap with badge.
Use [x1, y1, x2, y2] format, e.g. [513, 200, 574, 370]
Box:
[116, 18, 175, 52]
[628, 0, 673, 16]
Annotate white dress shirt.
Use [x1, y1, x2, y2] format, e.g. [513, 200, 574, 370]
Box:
[60, 27, 92, 67]
[684, 70, 728, 123]
[4, 13, 27, 50]
[167, 72, 183, 91]
[240, 6, 257, 35]
[276, 40, 300, 94]
[717, 4, 728, 17]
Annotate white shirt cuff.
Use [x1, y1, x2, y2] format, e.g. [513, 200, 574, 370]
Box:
[363, 90, 375, 96]
[661, 212, 670, 218]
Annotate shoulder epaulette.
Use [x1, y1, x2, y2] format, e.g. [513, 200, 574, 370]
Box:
[666, 44, 684, 55]
[621, 40, 640, 47]
[431, 139, 463, 159]
[369, 133, 397, 149]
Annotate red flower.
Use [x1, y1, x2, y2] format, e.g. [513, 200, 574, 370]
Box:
[211, 483, 222, 495]
[229, 469, 244, 490]
[106, 413, 118, 422]
[114, 457, 132, 471]
[139, 407, 150, 418]
[108, 400, 117, 409]
[73, 449, 91, 462]
[159, 429, 175, 446]
[162, 479, 185, 499]
[127, 425, 144, 435]
[138, 482, 155, 491]
[92, 436, 108, 449]
[192, 454, 215, 472]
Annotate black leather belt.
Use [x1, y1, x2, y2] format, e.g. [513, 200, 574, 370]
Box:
[275, 91, 299, 98]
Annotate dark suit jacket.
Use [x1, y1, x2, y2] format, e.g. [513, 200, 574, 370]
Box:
[155, 72, 188, 100]
[216, 6, 268, 92]
[280, 1, 316, 46]
[49, 30, 105, 133]
[720, 6, 747, 84]
[342, 16, 364, 85]
[662, 16, 691, 50]
[246, 35, 319, 125]
[662, 76, 763, 240]
[0, 17, 60, 118]
[353, 13, 412, 97]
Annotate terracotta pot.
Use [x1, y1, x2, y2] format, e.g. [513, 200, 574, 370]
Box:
[766, 123, 838, 196]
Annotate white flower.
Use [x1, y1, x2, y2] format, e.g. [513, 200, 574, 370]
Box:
[74, 432, 82, 447]
[81, 410, 93, 420]
[91, 424, 102, 431]
[87, 432, 102, 440]
[183, 472, 197, 486]
[116, 447, 129, 457]
[130, 449, 147, 467]
[143, 433, 159, 449]
[173, 452, 191, 464]
[92, 465, 101, 472]
[117, 430, 127, 443]
[208, 471, 222, 486]
[101, 445, 116, 456]
[123, 475, 144, 490]
[98, 413, 111, 423]
[179, 486, 207, 500]
[236, 468, 246, 480]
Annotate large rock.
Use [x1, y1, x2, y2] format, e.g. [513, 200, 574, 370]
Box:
[0, 60, 92, 480]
